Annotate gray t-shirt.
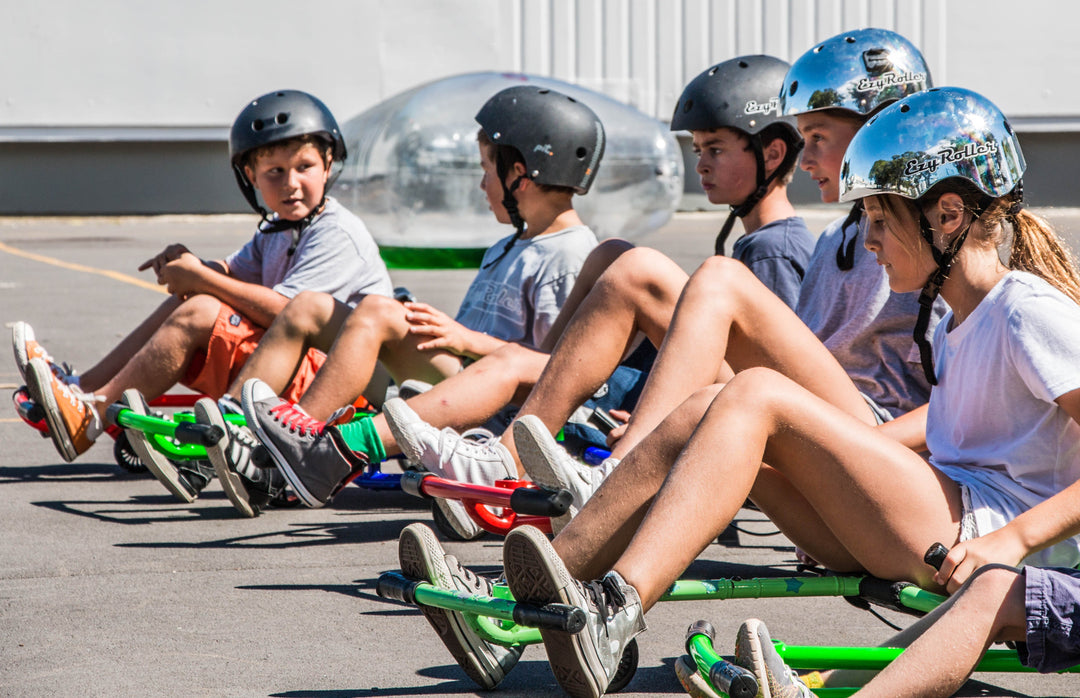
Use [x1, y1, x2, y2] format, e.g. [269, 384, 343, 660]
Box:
[732, 216, 815, 310]
[455, 225, 598, 348]
[224, 197, 393, 306]
[795, 214, 948, 417]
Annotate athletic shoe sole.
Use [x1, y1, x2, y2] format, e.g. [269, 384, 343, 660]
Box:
[122, 389, 196, 503]
[513, 416, 577, 534]
[25, 358, 77, 463]
[398, 523, 503, 689]
[195, 398, 256, 518]
[241, 380, 323, 509]
[12, 322, 31, 383]
[503, 526, 606, 698]
[674, 654, 721, 698]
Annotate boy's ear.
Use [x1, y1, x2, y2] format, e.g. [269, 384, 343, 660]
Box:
[762, 137, 787, 179]
[243, 164, 256, 185]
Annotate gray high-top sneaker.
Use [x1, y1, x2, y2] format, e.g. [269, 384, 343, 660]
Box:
[398, 523, 522, 689]
[503, 525, 646, 697]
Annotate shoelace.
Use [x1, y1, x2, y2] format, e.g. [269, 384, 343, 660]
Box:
[269, 401, 324, 436]
[437, 427, 501, 473]
[63, 382, 104, 432]
[226, 423, 262, 479]
[580, 574, 626, 622]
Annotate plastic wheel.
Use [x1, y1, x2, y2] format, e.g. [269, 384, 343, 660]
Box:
[430, 500, 484, 541]
[606, 638, 639, 693]
[113, 432, 148, 474]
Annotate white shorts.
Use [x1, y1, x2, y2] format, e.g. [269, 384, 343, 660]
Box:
[937, 463, 1080, 569]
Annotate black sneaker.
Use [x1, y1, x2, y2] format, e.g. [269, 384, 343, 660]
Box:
[122, 389, 212, 502]
[241, 379, 368, 508]
[196, 398, 283, 517]
[504, 525, 646, 698]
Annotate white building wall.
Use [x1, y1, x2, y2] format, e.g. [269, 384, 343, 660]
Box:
[1, 0, 1078, 211]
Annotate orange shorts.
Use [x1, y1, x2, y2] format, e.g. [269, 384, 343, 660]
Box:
[181, 304, 325, 404]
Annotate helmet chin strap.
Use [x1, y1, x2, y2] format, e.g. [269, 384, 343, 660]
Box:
[912, 200, 988, 385]
[257, 195, 327, 257]
[482, 147, 527, 270]
[713, 137, 802, 256]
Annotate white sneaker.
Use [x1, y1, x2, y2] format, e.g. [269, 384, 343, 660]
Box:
[513, 415, 615, 534]
[383, 398, 516, 539]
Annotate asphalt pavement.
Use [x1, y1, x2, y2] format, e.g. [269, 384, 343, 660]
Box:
[2, 210, 1079, 697]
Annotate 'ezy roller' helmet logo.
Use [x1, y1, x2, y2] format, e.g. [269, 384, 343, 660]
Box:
[857, 70, 926, 93]
[904, 142, 1000, 177]
[744, 98, 779, 116]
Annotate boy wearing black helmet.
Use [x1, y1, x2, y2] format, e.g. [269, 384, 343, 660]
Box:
[18, 90, 391, 497]
[221, 85, 603, 512]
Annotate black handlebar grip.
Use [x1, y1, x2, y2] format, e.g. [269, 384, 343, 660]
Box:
[513, 603, 587, 633]
[105, 403, 125, 428]
[376, 572, 420, 604]
[173, 422, 224, 447]
[685, 619, 715, 653]
[924, 542, 949, 571]
[509, 486, 573, 517]
[712, 662, 759, 698]
[399, 470, 429, 499]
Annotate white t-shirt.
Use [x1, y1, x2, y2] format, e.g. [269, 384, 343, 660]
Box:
[455, 225, 598, 348]
[929, 271, 1080, 567]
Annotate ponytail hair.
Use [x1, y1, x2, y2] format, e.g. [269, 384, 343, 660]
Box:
[989, 199, 1080, 305]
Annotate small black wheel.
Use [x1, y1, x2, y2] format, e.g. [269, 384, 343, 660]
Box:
[606, 638, 639, 693]
[430, 500, 484, 541]
[113, 432, 148, 474]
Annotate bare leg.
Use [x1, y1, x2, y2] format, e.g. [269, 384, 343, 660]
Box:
[370, 342, 550, 462]
[78, 295, 182, 392]
[851, 565, 1027, 698]
[608, 368, 961, 609]
[506, 247, 688, 457]
[611, 255, 875, 459]
[538, 238, 636, 352]
[225, 290, 351, 398]
[298, 294, 461, 420]
[90, 294, 222, 413]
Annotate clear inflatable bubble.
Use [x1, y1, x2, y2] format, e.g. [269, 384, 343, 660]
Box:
[336, 72, 683, 266]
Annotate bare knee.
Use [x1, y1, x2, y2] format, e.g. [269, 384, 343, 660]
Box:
[596, 246, 686, 301]
[682, 255, 757, 309]
[958, 564, 1027, 638]
[343, 294, 407, 339]
[583, 238, 635, 272]
[278, 290, 338, 337]
[168, 294, 222, 331]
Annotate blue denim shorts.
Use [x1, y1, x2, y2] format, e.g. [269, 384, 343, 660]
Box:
[1018, 566, 1080, 673]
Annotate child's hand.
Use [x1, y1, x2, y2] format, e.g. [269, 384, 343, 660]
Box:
[933, 527, 1027, 593]
[604, 409, 631, 448]
[156, 252, 209, 297]
[138, 243, 192, 276]
[404, 301, 473, 354]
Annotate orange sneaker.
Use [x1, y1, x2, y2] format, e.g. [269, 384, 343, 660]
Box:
[25, 357, 99, 462]
[12, 322, 73, 383]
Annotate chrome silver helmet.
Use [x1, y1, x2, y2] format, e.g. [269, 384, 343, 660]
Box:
[839, 87, 1025, 203]
[781, 28, 931, 117]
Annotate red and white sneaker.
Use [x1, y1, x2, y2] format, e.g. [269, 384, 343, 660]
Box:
[25, 357, 101, 462]
[12, 322, 74, 384]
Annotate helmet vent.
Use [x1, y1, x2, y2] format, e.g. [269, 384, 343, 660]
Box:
[900, 104, 910, 113]
[708, 66, 719, 76]
[275, 113, 289, 125]
[253, 119, 264, 131]
[845, 36, 856, 43]
[788, 80, 798, 96]
[813, 45, 824, 53]
[738, 60, 748, 68]
[576, 147, 588, 159]
[683, 99, 693, 113]
[538, 89, 550, 95]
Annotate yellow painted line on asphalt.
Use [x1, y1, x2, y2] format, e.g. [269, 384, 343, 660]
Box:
[0, 241, 167, 294]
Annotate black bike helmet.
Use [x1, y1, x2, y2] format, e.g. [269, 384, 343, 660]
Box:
[230, 90, 346, 237]
[672, 55, 802, 255]
[475, 86, 605, 245]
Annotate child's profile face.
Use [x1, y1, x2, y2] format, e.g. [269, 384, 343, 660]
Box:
[796, 112, 862, 204]
[478, 143, 512, 224]
[244, 141, 330, 221]
[691, 128, 757, 207]
[862, 195, 936, 293]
